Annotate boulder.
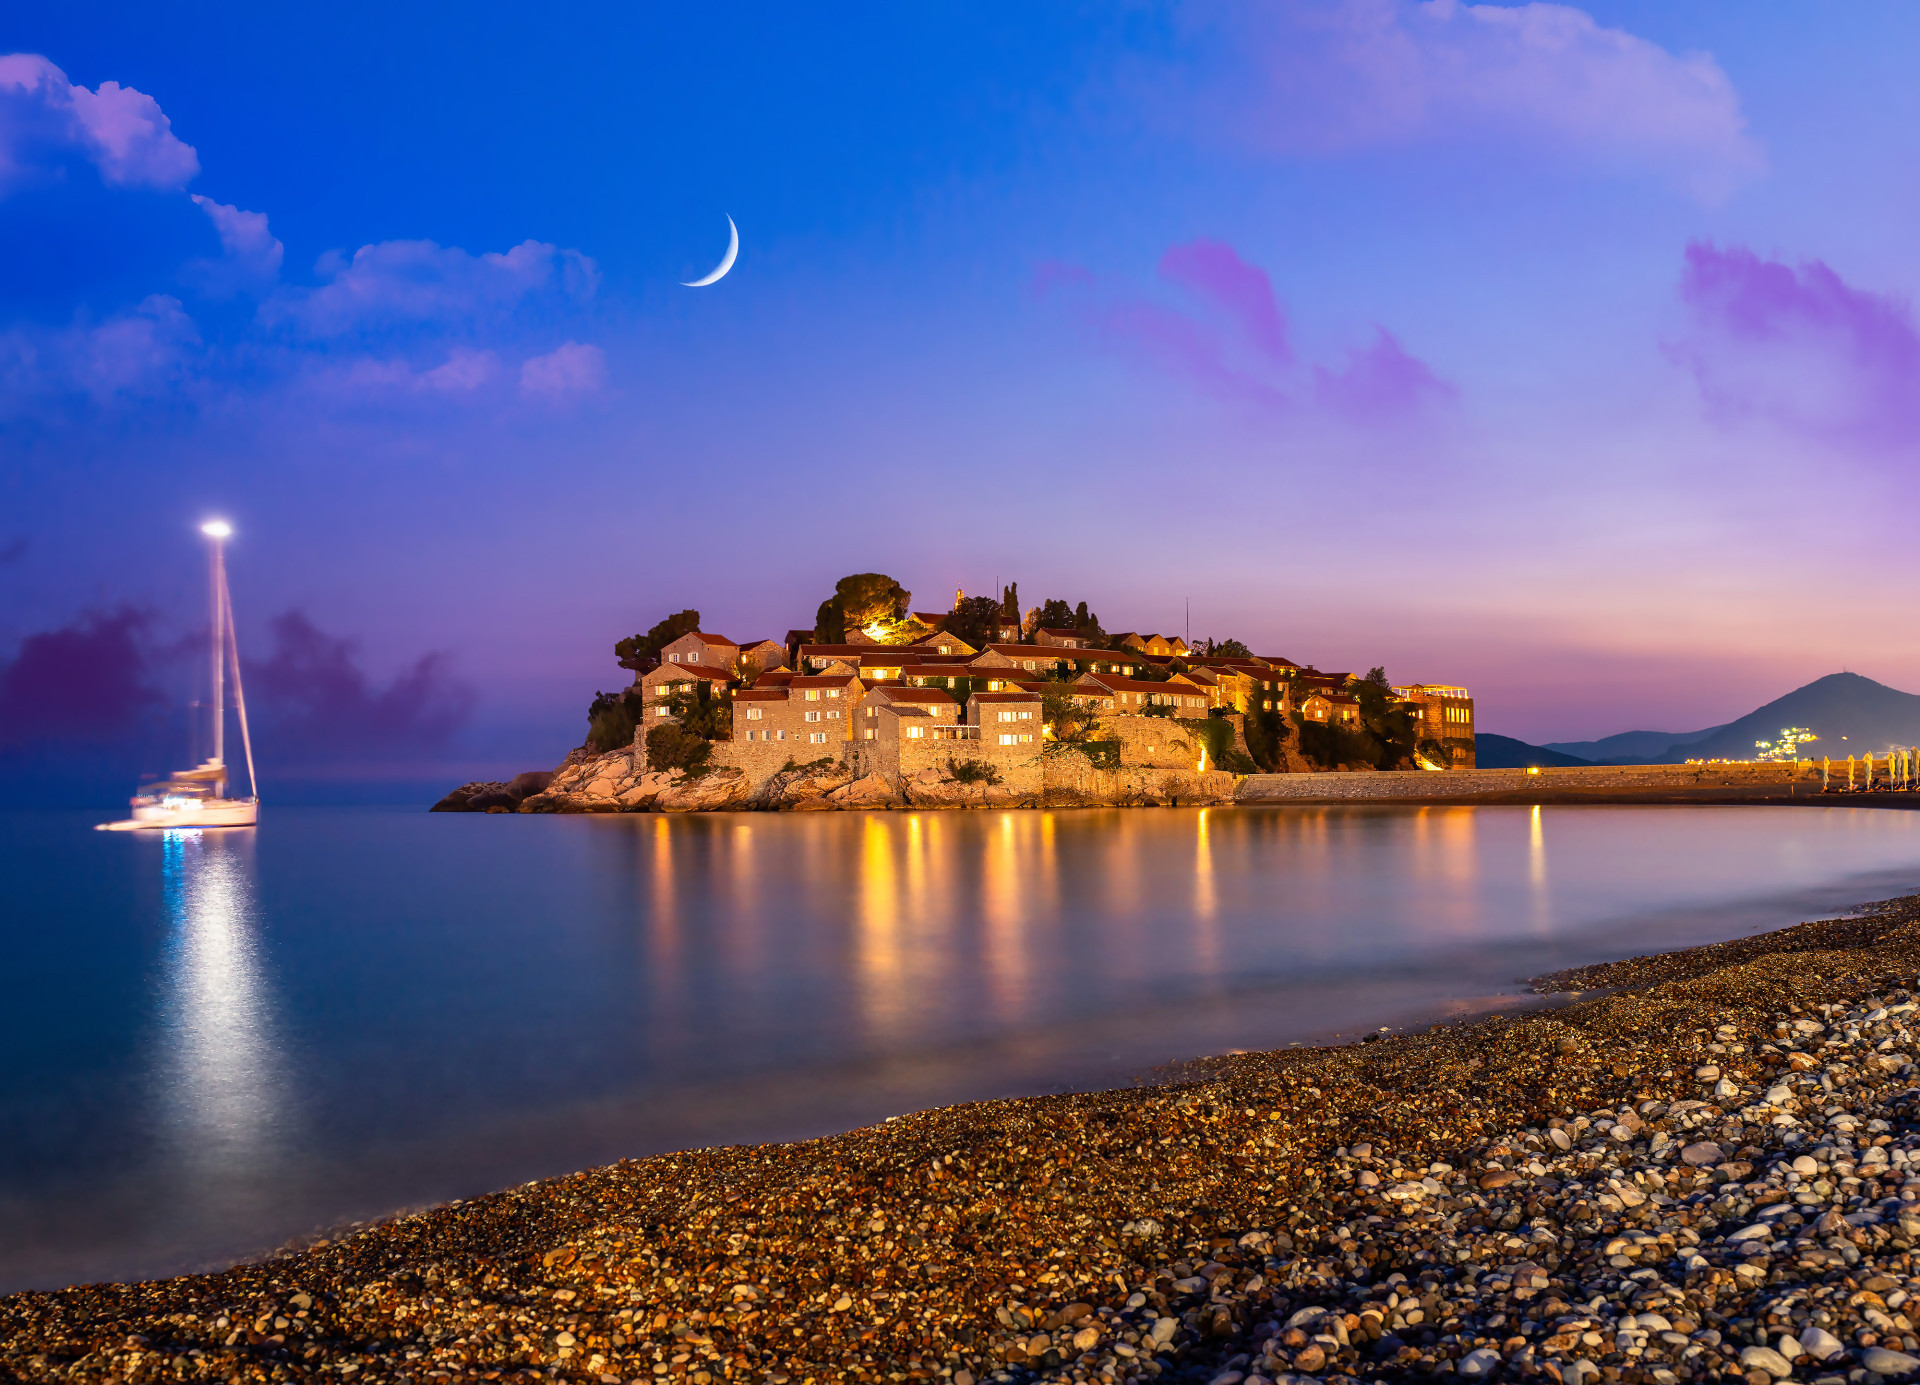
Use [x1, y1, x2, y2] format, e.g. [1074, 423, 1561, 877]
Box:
[827, 772, 902, 808]
[430, 781, 508, 812]
[761, 762, 855, 809]
[654, 767, 753, 812]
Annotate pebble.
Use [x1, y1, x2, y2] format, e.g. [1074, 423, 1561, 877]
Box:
[9, 897, 1920, 1385]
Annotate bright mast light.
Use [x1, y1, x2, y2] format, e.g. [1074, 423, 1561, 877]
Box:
[201, 520, 233, 539]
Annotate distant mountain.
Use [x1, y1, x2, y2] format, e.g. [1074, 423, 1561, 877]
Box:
[1542, 726, 1725, 763]
[1474, 734, 1594, 769]
[1526, 673, 1920, 768]
[1679, 673, 1920, 762]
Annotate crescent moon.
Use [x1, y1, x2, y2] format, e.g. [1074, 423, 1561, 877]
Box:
[682, 216, 738, 287]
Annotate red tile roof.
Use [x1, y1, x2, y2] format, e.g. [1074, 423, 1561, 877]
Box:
[968, 690, 1043, 702]
[734, 688, 788, 702]
[684, 632, 737, 646]
[871, 688, 956, 704]
[788, 674, 863, 688]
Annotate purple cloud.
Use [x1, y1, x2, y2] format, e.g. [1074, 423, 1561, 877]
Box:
[188, 195, 284, 294]
[1150, 1, 1763, 201]
[253, 611, 475, 761]
[266, 238, 599, 338]
[1158, 239, 1292, 365]
[0, 53, 199, 194]
[0, 295, 201, 416]
[519, 341, 606, 399]
[1040, 237, 1449, 422]
[0, 608, 163, 748]
[1313, 327, 1456, 419]
[1676, 241, 1920, 449]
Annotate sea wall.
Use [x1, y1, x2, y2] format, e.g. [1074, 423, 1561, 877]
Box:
[1042, 745, 1236, 807]
[1234, 759, 1809, 802]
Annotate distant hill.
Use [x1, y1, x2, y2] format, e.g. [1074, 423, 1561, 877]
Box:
[1526, 673, 1920, 767]
[1474, 734, 1594, 769]
[1542, 726, 1725, 763]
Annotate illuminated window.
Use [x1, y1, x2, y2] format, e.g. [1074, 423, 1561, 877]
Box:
[806, 690, 819, 701]
[906, 726, 924, 739]
[827, 689, 840, 698]
[655, 707, 671, 717]
[863, 729, 874, 740]
[1000, 734, 1015, 745]
[746, 707, 763, 720]
[1019, 734, 1033, 743]
[809, 732, 827, 744]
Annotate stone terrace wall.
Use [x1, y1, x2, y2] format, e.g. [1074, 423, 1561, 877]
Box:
[1043, 746, 1236, 807]
[709, 738, 839, 787]
[1095, 715, 1202, 770]
[1235, 760, 1808, 802]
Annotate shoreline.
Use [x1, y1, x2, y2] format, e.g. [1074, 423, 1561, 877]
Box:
[11, 901, 1920, 1385]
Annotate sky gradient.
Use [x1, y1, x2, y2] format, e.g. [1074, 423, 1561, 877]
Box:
[5, 1, 1920, 790]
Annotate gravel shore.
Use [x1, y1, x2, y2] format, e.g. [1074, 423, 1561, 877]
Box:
[10, 896, 1920, 1385]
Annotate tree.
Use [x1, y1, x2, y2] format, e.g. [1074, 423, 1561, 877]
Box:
[585, 689, 644, 752]
[1036, 598, 1075, 631]
[945, 595, 1002, 649]
[614, 609, 700, 672]
[1210, 638, 1251, 658]
[1364, 666, 1392, 689]
[815, 574, 910, 643]
[1040, 688, 1096, 742]
[999, 582, 1019, 623]
[659, 681, 732, 740]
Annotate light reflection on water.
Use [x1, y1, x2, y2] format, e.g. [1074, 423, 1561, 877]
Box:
[3, 802, 1919, 1292]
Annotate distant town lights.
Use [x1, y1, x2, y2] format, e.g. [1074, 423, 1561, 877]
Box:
[200, 520, 232, 538]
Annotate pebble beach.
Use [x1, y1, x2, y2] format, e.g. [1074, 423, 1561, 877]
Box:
[10, 895, 1920, 1385]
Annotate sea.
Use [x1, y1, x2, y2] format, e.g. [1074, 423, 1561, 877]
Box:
[3, 802, 1918, 1293]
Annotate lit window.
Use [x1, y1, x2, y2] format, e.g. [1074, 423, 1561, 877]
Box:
[863, 729, 874, 740]
[746, 707, 763, 720]
[806, 711, 821, 723]
[1000, 734, 1015, 745]
[655, 707, 671, 717]
[827, 689, 840, 698]
[809, 732, 827, 744]
[907, 726, 924, 739]
[1019, 710, 1032, 719]
[1019, 734, 1032, 743]
[806, 690, 819, 701]
[669, 653, 681, 662]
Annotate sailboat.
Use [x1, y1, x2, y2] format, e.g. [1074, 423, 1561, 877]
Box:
[97, 521, 260, 831]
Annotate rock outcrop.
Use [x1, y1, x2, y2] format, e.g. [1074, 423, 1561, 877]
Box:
[431, 769, 557, 812]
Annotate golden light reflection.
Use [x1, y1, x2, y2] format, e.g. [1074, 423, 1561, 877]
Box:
[981, 812, 1025, 1022]
[1192, 808, 1219, 973]
[856, 816, 906, 1038]
[649, 816, 678, 966]
[155, 829, 287, 1180]
[1528, 805, 1553, 937]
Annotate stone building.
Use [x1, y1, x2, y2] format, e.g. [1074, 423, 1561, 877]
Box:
[856, 686, 959, 741]
[1073, 673, 1210, 716]
[1299, 692, 1361, 728]
[736, 639, 787, 675]
[1034, 627, 1088, 648]
[967, 690, 1043, 748]
[638, 661, 732, 725]
[1394, 683, 1477, 768]
[659, 631, 739, 669]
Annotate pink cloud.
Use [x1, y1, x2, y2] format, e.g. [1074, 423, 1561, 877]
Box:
[1153, 1, 1763, 201]
[0, 295, 201, 415]
[1675, 241, 1920, 449]
[519, 341, 606, 399]
[1040, 237, 1449, 422]
[337, 347, 502, 395]
[1313, 327, 1456, 419]
[0, 53, 199, 193]
[1157, 239, 1292, 365]
[266, 238, 599, 337]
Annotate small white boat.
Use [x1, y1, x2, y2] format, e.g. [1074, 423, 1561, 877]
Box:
[98, 522, 259, 832]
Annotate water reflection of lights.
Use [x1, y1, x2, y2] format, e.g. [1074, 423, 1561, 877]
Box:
[155, 827, 288, 1179]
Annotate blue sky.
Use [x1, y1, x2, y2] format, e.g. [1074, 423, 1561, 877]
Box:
[6, 2, 1920, 785]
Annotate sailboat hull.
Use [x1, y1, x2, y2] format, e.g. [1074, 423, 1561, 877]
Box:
[96, 800, 259, 831]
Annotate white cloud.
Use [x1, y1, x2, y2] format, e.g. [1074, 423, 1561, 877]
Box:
[519, 341, 606, 399]
[0, 52, 199, 194]
[266, 238, 600, 337]
[1156, 0, 1764, 199]
[188, 195, 284, 295]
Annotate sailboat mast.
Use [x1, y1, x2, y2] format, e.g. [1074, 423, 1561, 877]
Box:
[209, 532, 225, 767]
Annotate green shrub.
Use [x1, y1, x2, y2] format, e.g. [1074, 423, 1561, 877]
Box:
[945, 757, 1003, 786]
[646, 723, 713, 775]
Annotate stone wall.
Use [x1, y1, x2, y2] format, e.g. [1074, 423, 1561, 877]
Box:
[1235, 760, 1809, 802]
[709, 737, 836, 786]
[1093, 715, 1203, 770]
[1043, 745, 1236, 807]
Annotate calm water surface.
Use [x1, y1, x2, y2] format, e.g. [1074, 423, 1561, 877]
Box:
[4, 803, 1918, 1291]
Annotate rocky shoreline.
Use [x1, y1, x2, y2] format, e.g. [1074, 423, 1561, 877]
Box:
[14, 898, 1920, 1385]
